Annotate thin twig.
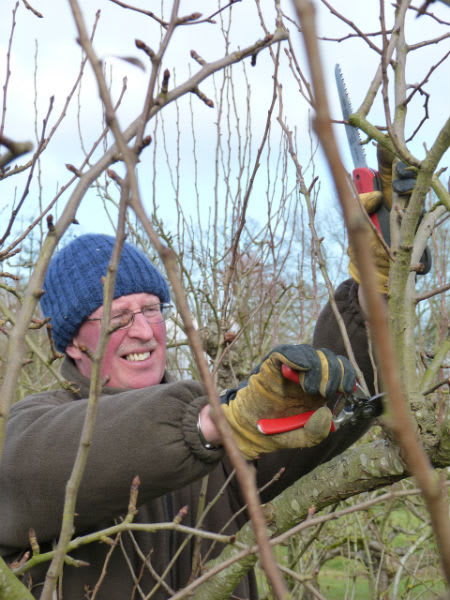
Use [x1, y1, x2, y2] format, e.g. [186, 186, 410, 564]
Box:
[415, 281, 450, 302]
[108, 0, 168, 27]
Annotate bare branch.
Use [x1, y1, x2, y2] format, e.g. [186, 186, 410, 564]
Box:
[21, 0, 43, 18]
[0, 134, 33, 169]
[292, 0, 450, 582]
[107, 0, 168, 27]
[318, 0, 384, 55]
[416, 281, 450, 302]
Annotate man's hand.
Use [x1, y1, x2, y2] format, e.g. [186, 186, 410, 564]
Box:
[221, 344, 356, 460]
[347, 143, 420, 295]
[377, 144, 418, 206]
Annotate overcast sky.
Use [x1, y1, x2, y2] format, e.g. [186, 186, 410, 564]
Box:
[1, 0, 449, 241]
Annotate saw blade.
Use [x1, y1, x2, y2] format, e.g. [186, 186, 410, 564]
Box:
[335, 64, 367, 169]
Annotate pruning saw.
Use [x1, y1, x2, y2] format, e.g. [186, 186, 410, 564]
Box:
[334, 64, 391, 245]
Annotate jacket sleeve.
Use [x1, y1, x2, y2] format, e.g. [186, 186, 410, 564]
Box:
[312, 278, 375, 394]
[257, 278, 376, 502]
[0, 380, 223, 553]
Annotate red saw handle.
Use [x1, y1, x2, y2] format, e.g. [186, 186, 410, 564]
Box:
[353, 167, 390, 243]
[353, 166, 379, 195]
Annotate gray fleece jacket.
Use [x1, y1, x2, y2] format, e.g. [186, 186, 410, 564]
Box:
[0, 279, 374, 599]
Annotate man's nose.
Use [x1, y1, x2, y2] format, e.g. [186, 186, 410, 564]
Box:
[127, 312, 154, 339]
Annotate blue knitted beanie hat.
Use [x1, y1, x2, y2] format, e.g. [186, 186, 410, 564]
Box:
[41, 234, 170, 352]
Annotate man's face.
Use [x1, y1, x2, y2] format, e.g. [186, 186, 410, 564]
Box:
[66, 293, 167, 389]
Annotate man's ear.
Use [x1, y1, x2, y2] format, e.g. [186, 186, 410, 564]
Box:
[66, 340, 83, 361]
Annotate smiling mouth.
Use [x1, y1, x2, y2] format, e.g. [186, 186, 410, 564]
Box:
[124, 351, 151, 362]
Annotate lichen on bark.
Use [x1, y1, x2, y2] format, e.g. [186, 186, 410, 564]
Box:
[0, 556, 34, 600]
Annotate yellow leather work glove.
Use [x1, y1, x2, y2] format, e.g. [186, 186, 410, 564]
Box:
[348, 142, 426, 293]
[221, 344, 356, 460]
[347, 143, 396, 295]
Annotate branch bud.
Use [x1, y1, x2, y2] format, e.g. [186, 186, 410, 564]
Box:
[128, 475, 140, 515]
[65, 163, 81, 177]
[46, 214, 55, 232]
[161, 69, 170, 94]
[29, 528, 40, 555]
[190, 50, 207, 66]
[173, 505, 188, 525]
[135, 39, 156, 61]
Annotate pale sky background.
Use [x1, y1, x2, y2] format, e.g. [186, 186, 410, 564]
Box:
[1, 0, 449, 245]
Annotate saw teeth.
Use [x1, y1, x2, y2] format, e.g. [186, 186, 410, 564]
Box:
[335, 63, 368, 168]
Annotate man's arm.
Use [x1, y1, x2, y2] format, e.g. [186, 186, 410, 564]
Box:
[0, 381, 223, 552]
[312, 278, 376, 394]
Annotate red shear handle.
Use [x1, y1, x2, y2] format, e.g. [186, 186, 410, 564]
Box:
[258, 411, 336, 435]
[281, 363, 300, 383]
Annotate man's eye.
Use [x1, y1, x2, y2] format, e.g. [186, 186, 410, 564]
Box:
[111, 312, 128, 322]
[143, 306, 160, 316]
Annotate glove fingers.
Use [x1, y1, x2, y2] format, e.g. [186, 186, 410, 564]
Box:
[314, 349, 356, 397]
[395, 161, 415, 180]
[272, 345, 356, 398]
[316, 348, 339, 396]
[337, 355, 357, 393]
[271, 345, 322, 394]
[392, 178, 416, 195]
[393, 163, 416, 195]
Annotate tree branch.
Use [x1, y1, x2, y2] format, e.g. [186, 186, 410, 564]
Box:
[293, 0, 450, 582]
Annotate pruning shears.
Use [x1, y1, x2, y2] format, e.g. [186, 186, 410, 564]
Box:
[257, 381, 384, 435]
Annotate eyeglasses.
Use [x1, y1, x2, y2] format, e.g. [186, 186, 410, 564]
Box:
[86, 303, 172, 330]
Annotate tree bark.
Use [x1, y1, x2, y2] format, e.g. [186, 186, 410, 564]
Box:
[0, 556, 34, 600]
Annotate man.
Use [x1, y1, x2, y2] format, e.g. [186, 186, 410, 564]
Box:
[0, 233, 375, 599]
